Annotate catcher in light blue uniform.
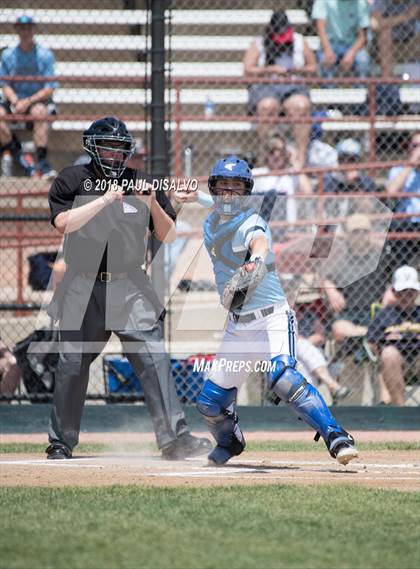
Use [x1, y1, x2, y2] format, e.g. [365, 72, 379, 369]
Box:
[196, 156, 358, 466]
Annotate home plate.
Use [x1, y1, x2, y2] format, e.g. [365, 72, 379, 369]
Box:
[0, 459, 103, 468]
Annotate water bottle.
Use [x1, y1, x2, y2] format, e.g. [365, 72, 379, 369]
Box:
[1, 150, 13, 177]
[183, 146, 193, 177]
[16, 140, 36, 176]
[17, 151, 36, 177]
[204, 97, 215, 119]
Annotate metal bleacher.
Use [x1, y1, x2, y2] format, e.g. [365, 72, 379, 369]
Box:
[0, 8, 309, 26]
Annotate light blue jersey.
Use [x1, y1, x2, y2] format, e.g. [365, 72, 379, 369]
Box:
[203, 209, 286, 314]
[0, 44, 58, 99]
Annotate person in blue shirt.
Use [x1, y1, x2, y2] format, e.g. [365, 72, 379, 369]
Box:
[386, 132, 420, 265]
[387, 132, 420, 226]
[0, 15, 58, 178]
[196, 156, 358, 466]
[312, 0, 370, 78]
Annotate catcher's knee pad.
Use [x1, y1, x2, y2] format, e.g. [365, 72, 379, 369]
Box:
[267, 355, 307, 402]
[197, 380, 245, 454]
[197, 379, 237, 418]
[267, 355, 342, 442]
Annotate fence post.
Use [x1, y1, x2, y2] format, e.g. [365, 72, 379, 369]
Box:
[16, 194, 24, 316]
[174, 83, 183, 178]
[150, 0, 168, 303]
[368, 82, 377, 163]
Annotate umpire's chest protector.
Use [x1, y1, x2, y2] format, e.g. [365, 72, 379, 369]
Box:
[203, 209, 254, 297]
[64, 195, 150, 272]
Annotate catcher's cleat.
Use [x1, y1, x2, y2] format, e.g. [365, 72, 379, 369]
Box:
[327, 431, 358, 465]
[161, 433, 213, 461]
[207, 436, 245, 466]
[46, 443, 72, 460]
[335, 444, 359, 465]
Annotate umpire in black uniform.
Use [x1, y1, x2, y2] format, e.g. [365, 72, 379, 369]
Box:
[46, 116, 211, 460]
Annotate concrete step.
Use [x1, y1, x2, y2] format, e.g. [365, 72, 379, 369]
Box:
[0, 33, 320, 53]
[0, 8, 308, 27]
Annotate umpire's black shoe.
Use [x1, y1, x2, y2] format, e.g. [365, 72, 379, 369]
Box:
[161, 433, 213, 460]
[46, 443, 72, 460]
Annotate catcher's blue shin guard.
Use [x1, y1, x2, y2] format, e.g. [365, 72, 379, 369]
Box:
[267, 355, 357, 461]
[197, 379, 245, 465]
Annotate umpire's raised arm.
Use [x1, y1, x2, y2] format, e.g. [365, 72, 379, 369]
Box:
[135, 181, 177, 243]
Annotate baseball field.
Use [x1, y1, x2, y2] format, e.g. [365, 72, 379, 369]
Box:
[1, 428, 419, 569]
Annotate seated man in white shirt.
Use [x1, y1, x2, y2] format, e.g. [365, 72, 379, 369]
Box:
[252, 134, 313, 240]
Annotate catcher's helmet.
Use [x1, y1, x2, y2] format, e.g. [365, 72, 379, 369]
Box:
[82, 116, 135, 178]
[208, 156, 254, 216]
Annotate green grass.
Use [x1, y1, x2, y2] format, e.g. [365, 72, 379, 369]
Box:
[1, 440, 419, 455]
[245, 440, 420, 452]
[0, 486, 419, 569]
[0, 442, 153, 455]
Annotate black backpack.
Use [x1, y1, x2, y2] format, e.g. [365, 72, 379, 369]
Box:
[13, 328, 59, 399]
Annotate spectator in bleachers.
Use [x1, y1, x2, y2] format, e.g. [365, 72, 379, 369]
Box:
[307, 112, 339, 169]
[323, 213, 392, 346]
[312, 0, 370, 79]
[371, 1, 419, 77]
[325, 138, 378, 194]
[0, 15, 57, 178]
[252, 134, 313, 238]
[385, 132, 420, 267]
[253, 133, 313, 196]
[323, 138, 379, 218]
[296, 302, 350, 402]
[243, 10, 317, 169]
[297, 337, 350, 403]
[386, 131, 420, 231]
[367, 265, 420, 405]
[281, 273, 350, 401]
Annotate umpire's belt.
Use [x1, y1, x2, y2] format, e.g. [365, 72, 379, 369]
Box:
[230, 305, 274, 324]
[80, 271, 130, 283]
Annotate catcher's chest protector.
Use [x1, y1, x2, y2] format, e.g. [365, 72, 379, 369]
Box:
[204, 210, 254, 294]
[204, 209, 286, 311]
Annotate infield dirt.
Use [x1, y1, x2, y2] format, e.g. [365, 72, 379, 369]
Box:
[1, 431, 419, 492]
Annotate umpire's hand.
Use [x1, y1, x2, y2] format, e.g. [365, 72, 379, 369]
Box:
[174, 187, 198, 204]
[102, 186, 125, 204]
[134, 182, 156, 207]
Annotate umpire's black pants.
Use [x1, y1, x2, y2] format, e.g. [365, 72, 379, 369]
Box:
[48, 275, 188, 450]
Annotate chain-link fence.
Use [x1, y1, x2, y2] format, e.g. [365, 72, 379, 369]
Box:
[0, 1, 419, 406]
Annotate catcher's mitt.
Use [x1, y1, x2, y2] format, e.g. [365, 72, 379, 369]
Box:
[222, 257, 267, 311]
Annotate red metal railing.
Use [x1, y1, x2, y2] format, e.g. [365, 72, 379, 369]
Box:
[170, 75, 420, 176]
[1, 74, 419, 176]
[0, 74, 418, 306]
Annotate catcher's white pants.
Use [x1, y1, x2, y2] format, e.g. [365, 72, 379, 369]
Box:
[209, 301, 297, 390]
